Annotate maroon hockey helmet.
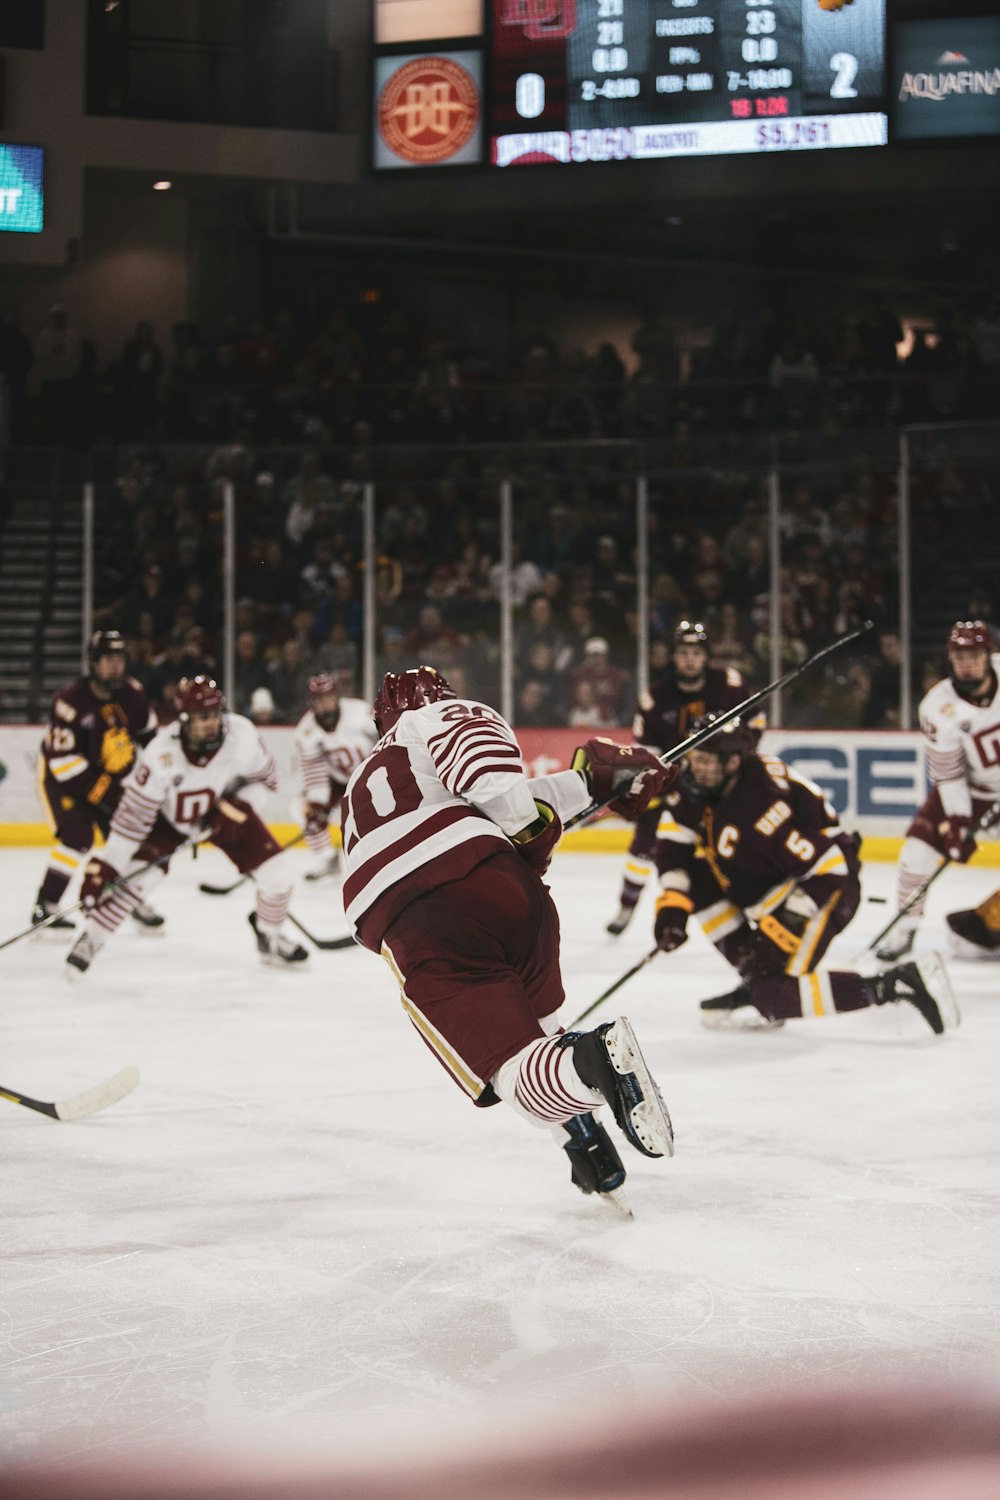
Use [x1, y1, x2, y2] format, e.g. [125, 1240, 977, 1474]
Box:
[672, 619, 710, 649]
[374, 666, 457, 735]
[176, 675, 225, 758]
[948, 619, 990, 653]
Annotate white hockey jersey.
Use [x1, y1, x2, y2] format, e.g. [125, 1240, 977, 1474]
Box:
[919, 653, 1000, 817]
[340, 697, 590, 948]
[294, 698, 377, 805]
[103, 714, 278, 868]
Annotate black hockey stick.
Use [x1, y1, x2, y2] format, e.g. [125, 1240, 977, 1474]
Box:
[0, 1065, 139, 1122]
[0, 839, 199, 954]
[287, 912, 356, 951]
[564, 620, 875, 831]
[198, 829, 309, 896]
[569, 947, 660, 1027]
[861, 795, 1000, 959]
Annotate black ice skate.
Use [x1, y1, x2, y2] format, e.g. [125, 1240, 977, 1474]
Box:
[562, 1112, 631, 1216]
[30, 898, 75, 937]
[563, 1017, 674, 1159]
[248, 912, 309, 966]
[699, 983, 784, 1030]
[130, 901, 166, 931]
[946, 907, 1000, 958]
[606, 903, 636, 937]
[65, 931, 98, 978]
[874, 924, 916, 964]
[871, 952, 960, 1034]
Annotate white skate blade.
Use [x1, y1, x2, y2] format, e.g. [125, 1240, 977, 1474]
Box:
[604, 1016, 675, 1159]
[947, 930, 1000, 962]
[700, 1007, 785, 1032]
[915, 951, 961, 1030]
[595, 1185, 634, 1219]
[258, 953, 310, 969]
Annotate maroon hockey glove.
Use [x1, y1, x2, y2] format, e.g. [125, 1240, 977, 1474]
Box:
[304, 801, 331, 838]
[942, 815, 975, 863]
[80, 856, 118, 911]
[572, 739, 678, 818]
[654, 892, 693, 952]
[204, 794, 253, 840]
[511, 801, 562, 875]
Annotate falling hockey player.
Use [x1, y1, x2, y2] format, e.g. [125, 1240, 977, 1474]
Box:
[32, 629, 164, 935]
[294, 673, 377, 882]
[340, 666, 676, 1213]
[66, 675, 309, 975]
[876, 620, 1000, 962]
[648, 716, 958, 1034]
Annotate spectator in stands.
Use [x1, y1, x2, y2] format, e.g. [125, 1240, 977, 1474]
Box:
[121, 562, 173, 637]
[233, 629, 267, 716]
[863, 628, 904, 728]
[567, 677, 620, 730]
[569, 637, 629, 725]
[118, 320, 164, 438]
[753, 596, 809, 676]
[146, 627, 208, 718]
[710, 603, 758, 681]
[34, 304, 84, 445]
[249, 686, 277, 725]
[517, 642, 565, 723]
[515, 678, 551, 728]
[0, 308, 33, 444]
[267, 637, 312, 722]
[488, 541, 543, 608]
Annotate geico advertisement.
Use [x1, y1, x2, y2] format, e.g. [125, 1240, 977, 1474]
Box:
[0, 724, 939, 838]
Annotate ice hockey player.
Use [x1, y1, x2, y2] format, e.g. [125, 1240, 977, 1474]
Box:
[340, 665, 676, 1212]
[66, 675, 308, 975]
[650, 716, 958, 1034]
[607, 619, 758, 936]
[294, 673, 377, 881]
[946, 887, 1000, 958]
[32, 629, 164, 935]
[876, 620, 1000, 962]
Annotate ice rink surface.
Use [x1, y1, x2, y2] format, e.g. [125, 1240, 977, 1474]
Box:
[2, 847, 999, 1472]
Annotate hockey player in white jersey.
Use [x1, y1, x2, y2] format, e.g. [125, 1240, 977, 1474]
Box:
[340, 665, 677, 1213]
[877, 620, 1000, 961]
[66, 675, 308, 975]
[294, 673, 376, 881]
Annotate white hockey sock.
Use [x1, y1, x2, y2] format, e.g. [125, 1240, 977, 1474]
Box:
[492, 1035, 602, 1129]
[255, 888, 290, 933]
[895, 837, 940, 919]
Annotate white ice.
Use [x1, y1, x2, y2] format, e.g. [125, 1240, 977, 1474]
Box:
[1, 847, 999, 1472]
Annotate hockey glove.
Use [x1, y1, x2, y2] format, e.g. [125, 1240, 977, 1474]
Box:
[654, 891, 693, 952]
[572, 738, 677, 818]
[511, 800, 562, 875]
[942, 815, 975, 863]
[80, 855, 118, 911]
[205, 794, 252, 840]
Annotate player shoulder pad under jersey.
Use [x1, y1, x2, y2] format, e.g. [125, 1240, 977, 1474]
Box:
[918, 677, 962, 736]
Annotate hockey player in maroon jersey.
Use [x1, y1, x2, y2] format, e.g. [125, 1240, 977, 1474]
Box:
[340, 666, 676, 1212]
[32, 629, 164, 934]
[607, 620, 758, 937]
[649, 716, 958, 1034]
[66, 676, 308, 975]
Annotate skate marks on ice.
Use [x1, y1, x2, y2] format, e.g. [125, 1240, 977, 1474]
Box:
[1, 849, 999, 1463]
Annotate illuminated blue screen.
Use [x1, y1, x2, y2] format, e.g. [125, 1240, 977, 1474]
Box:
[0, 144, 44, 234]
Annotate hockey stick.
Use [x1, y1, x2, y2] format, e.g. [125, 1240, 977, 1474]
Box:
[0, 839, 199, 954]
[0, 1065, 140, 1122]
[287, 912, 356, 951]
[198, 829, 309, 896]
[569, 947, 660, 1027]
[564, 620, 875, 831]
[861, 795, 1000, 959]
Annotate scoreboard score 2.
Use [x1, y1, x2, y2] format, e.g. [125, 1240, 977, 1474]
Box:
[489, 0, 887, 165]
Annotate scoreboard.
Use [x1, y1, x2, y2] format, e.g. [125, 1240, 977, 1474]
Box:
[372, 0, 889, 169]
[491, 0, 887, 165]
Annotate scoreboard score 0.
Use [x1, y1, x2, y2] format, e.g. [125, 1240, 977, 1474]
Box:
[489, 0, 887, 165]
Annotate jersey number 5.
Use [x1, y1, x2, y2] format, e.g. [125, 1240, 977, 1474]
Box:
[345, 747, 421, 851]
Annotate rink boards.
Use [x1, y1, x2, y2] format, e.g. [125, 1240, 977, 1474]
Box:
[1, 724, 998, 863]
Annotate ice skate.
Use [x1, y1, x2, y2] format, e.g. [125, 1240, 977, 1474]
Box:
[564, 1017, 674, 1159]
[248, 912, 309, 966]
[30, 899, 75, 939]
[606, 903, 636, 937]
[65, 931, 100, 979]
[130, 901, 166, 932]
[562, 1112, 632, 1218]
[699, 983, 784, 1030]
[874, 923, 916, 964]
[305, 850, 341, 882]
[946, 907, 1000, 959]
[872, 952, 959, 1034]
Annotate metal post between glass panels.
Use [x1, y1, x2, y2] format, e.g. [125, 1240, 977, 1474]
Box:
[768, 460, 782, 729]
[222, 481, 235, 705]
[636, 473, 649, 702]
[82, 482, 94, 672]
[362, 481, 376, 705]
[898, 431, 912, 729]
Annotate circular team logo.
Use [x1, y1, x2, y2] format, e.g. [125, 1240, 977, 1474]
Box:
[379, 56, 480, 164]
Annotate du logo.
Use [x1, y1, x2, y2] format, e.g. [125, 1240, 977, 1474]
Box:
[972, 721, 1000, 770]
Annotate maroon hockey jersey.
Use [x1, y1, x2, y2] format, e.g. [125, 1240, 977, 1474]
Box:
[40, 675, 155, 814]
[634, 666, 749, 752]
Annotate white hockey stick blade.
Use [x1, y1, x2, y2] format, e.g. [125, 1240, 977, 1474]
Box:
[54, 1065, 140, 1121]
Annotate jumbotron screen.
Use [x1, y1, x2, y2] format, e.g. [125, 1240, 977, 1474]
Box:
[490, 0, 887, 166]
